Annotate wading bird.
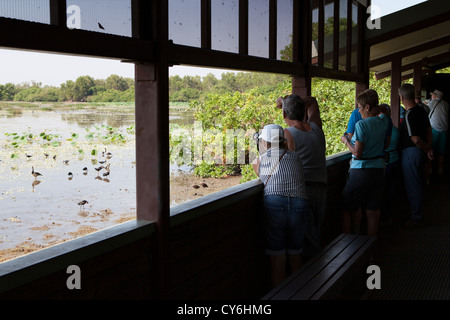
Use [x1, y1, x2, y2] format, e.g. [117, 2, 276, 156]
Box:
[31, 166, 42, 179]
[94, 166, 103, 174]
[78, 200, 89, 210]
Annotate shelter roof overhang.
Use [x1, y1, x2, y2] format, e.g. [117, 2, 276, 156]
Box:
[365, 0, 450, 80]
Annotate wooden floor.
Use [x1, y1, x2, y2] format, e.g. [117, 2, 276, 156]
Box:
[363, 176, 450, 300]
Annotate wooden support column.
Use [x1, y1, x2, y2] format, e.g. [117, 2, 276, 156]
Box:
[355, 4, 369, 103]
[201, 0, 212, 49]
[133, 0, 170, 299]
[49, 0, 67, 27]
[239, 0, 248, 55]
[390, 57, 402, 127]
[269, 0, 277, 60]
[292, 0, 311, 97]
[413, 63, 423, 97]
[332, 0, 340, 70]
[317, 0, 324, 67]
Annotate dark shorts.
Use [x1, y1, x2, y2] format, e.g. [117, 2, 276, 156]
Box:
[263, 195, 310, 256]
[342, 168, 385, 212]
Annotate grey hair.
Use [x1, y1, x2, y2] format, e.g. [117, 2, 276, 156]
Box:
[282, 94, 305, 121]
[398, 83, 416, 101]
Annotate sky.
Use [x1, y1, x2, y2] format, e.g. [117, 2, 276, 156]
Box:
[0, 0, 427, 87]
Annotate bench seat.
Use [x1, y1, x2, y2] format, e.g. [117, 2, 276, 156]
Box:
[262, 233, 377, 300]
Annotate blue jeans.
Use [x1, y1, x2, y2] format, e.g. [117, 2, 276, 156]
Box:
[263, 195, 310, 256]
[401, 147, 426, 220]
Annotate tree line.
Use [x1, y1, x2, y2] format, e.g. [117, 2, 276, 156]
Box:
[1, 72, 288, 104]
[0, 74, 135, 103]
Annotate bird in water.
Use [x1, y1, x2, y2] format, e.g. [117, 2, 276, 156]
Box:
[68, 172, 73, 180]
[63, 160, 69, 165]
[78, 200, 89, 210]
[94, 166, 103, 175]
[31, 166, 42, 179]
[83, 167, 88, 175]
[103, 171, 110, 177]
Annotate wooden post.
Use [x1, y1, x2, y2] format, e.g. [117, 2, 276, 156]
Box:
[292, 0, 311, 97]
[390, 57, 402, 127]
[413, 63, 423, 98]
[239, 0, 248, 55]
[133, 0, 170, 299]
[49, 0, 67, 27]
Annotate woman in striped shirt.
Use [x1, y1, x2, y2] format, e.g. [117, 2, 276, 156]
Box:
[253, 124, 310, 288]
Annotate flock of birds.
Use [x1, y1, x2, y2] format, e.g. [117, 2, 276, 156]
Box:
[29, 149, 113, 211]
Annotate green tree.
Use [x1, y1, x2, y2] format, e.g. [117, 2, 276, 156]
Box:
[106, 74, 130, 91]
[73, 75, 95, 101]
[0, 83, 15, 100]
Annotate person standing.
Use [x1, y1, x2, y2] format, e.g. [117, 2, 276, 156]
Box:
[253, 124, 311, 288]
[276, 95, 327, 257]
[427, 89, 449, 182]
[340, 89, 387, 236]
[398, 84, 434, 228]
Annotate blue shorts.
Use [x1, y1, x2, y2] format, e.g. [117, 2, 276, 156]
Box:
[263, 195, 310, 256]
[432, 129, 447, 155]
[342, 168, 385, 212]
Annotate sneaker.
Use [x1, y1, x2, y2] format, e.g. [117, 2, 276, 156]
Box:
[401, 218, 425, 229]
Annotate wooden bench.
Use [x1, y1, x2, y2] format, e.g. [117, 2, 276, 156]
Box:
[261, 233, 377, 300]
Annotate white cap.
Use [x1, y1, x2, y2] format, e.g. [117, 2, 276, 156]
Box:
[430, 90, 443, 98]
[260, 124, 285, 143]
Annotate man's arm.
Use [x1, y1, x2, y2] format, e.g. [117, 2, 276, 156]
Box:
[410, 127, 433, 160]
[302, 96, 322, 129]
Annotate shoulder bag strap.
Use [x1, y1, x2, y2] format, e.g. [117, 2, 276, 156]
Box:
[264, 150, 287, 187]
[429, 99, 442, 120]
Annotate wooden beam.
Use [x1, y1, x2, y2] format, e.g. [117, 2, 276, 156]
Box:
[169, 43, 305, 76]
[0, 17, 154, 62]
[413, 63, 422, 96]
[239, 0, 248, 55]
[292, 0, 312, 96]
[132, 0, 152, 40]
[366, 11, 450, 47]
[374, 53, 449, 80]
[356, 2, 364, 74]
[318, 0, 325, 67]
[269, 0, 277, 60]
[134, 0, 170, 299]
[369, 35, 450, 68]
[201, 0, 211, 49]
[390, 57, 402, 127]
[49, 0, 67, 27]
[311, 66, 366, 83]
[346, 0, 352, 72]
[332, 0, 339, 70]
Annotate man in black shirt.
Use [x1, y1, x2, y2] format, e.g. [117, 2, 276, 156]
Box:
[398, 84, 433, 228]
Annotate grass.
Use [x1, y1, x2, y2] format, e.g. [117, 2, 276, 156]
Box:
[0, 101, 135, 113]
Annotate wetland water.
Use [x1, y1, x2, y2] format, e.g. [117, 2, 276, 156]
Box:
[0, 107, 137, 253]
[0, 103, 194, 258]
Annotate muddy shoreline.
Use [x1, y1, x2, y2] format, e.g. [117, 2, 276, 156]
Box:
[0, 173, 243, 263]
